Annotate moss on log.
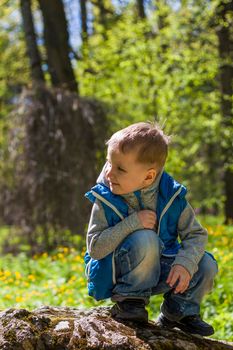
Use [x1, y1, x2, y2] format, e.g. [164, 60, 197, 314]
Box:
[0, 306, 232, 350]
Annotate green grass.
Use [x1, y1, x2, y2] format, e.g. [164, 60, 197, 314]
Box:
[0, 218, 232, 341]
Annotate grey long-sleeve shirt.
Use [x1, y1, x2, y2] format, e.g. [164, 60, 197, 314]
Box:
[86, 171, 208, 278]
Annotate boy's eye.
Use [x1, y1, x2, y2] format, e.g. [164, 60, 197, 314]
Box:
[118, 167, 126, 172]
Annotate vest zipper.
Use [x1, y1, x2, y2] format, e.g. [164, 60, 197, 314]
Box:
[91, 190, 124, 285]
[157, 187, 183, 236]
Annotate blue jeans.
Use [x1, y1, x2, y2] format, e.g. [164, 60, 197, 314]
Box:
[112, 229, 218, 321]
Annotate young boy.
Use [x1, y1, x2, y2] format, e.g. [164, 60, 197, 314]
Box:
[85, 122, 218, 336]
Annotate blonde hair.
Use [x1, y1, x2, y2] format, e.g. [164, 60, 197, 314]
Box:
[106, 122, 170, 171]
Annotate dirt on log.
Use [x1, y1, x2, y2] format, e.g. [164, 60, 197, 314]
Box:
[0, 306, 232, 350]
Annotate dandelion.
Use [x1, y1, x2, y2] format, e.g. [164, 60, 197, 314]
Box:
[69, 275, 77, 282]
[67, 297, 74, 303]
[28, 274, 36, 281]
[4, 294, 12, 300]
[74, 255, 82, 263]
[4, 270, 11, 277]
[15, 271, 22, 280]
[58, 285, 66, 293]
[16, 296, 24, 303]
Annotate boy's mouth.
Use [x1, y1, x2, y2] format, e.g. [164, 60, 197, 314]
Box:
[110, 181, 119, 186]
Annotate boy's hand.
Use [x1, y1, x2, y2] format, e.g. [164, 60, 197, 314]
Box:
[167, 265, 191, 294]
[137, 210, 157, 229]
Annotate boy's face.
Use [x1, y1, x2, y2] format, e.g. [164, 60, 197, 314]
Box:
[105, 147, 156, 195]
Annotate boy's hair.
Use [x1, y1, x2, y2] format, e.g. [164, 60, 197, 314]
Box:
[106, 122, 170, 171]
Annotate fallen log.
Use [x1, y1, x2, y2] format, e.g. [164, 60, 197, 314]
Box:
[0, 306, 232, 349]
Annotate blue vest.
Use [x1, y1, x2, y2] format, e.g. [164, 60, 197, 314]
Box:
[84, 172, 187, 300]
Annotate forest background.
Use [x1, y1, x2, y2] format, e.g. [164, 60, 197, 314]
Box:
[0, 0, 232, 342]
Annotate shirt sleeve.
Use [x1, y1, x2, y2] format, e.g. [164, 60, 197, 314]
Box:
[86, 198, 144, 259]
[172, 202, 208, 277]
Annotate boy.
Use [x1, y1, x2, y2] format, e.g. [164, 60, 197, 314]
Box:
[85, 122, 218, 336]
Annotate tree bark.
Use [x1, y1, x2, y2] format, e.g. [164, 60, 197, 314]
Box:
[5, 85, 108, 250]
[20, 0, 45, 83]
[216, 0, 233, 223]
[80, 0, 88, 43]
[137, 0, 146, 19]
[38, 0, 78, 92]
[0, 306, 232, 349]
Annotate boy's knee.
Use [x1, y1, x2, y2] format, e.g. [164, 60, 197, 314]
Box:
[115, 229, 161, 285]
[117, 229, 160, 261]
[199, 252, 218, 280]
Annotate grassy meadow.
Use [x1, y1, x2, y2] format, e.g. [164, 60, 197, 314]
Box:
[0, 218, 232, 341]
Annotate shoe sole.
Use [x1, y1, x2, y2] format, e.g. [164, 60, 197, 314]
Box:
[111, 308, 148, 323]
[175, 322, 214, 336]
[159, 318, 214, 336]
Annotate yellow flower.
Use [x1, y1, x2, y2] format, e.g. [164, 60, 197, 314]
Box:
[15, 271, 22, 280]
[63, 247, 69, 254]
[67, 297, 74, 303]
[59, 285, 66, 292]
[4, 294, 12, 300]
[4, 270, 11, 277]
[57, 253, 65, 260]
[74, 255, 82, 262]
[28, 274, 36, 281]
[69, 275, 77, 282]
[16, 296, 24, 303]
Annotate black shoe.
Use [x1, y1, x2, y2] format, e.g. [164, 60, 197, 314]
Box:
[156, 313, 214, 336]
[111, 299, 148, 323]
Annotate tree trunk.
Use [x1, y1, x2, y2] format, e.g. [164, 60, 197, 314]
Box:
[80, 0, 88, 43]
[20, 0, 45, 83]
[216, 0, 233, 223]
[0, 306, 232, 349]
[5, 85, 108, 251]
[137, 0, 146, 19]
[38, 0, 78, 92]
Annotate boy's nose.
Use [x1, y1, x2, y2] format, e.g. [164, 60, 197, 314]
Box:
[106, 164, 113, 177]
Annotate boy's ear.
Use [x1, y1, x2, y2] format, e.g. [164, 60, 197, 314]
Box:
[145, 168, 157, 183]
